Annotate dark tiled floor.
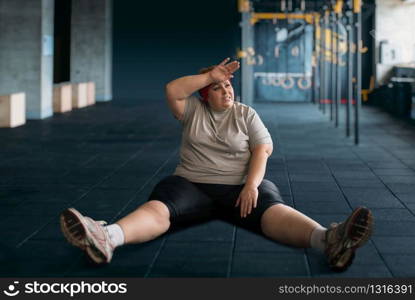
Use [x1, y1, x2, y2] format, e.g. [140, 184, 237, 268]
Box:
[1, 99, 415, 277]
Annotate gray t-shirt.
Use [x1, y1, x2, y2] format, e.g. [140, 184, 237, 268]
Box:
[173, 96, 273, 185]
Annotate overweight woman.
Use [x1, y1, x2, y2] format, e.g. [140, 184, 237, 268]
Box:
[60, 58, 373, 272]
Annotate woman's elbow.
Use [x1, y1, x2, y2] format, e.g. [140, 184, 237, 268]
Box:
[165, 82, 172, 94]
[252, 144, 273, 157]
[165, 82, 176, 100]
[265, 145, 273, 157]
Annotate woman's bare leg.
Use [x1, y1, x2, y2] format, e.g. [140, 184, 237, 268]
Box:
[260, 203, 322, 248]
[116, 200, 171, 244]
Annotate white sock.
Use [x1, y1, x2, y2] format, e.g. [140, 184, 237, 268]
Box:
[106, 223, 125, 248]
[310, 226, 327, 252]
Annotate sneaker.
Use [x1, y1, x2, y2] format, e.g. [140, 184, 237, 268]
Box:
[325, 206, 373, 272]
[60, 208, 114, 264]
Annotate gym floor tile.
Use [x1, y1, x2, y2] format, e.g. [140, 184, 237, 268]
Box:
[336, 179, 385, 188]
[371, 237, 415, 255]
[395, 193, 415, 205]
[71, 188, 138, 212]
[5, 201, 68, 217]
[98, 174, 150, 189]
[331, 171, 377, 180]
[405, 204, 415, 214]
[66, 240, 164, 277]
[292, 191, 345, 202]
[366, 161, 409, 169]
[342, 187, 397, 199]
[7, 240, 80, 277]
[0, 216, 53, 245]
[231, 252, 309, 277]
[289, 176, 336, 183]
[30, 221, 64, 240]
[61, 168, 115, 184]
[234, 227, 303, 253]
[149, 241, 231, 277]
[294, 201, 351, 214]
[290, 182, 340, 193]
[373, 220, 415, 237]
[387, 183, 415, 194]
[369, 208, 415, 222]
[382, 255, 415, 277]
[347, 197, 404, 209]
[167, 220, 235, 242]
[378, 175, 415, 184]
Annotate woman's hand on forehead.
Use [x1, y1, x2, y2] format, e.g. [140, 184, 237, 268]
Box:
[209, 58, 240, 83]
[221, 57, 240, 73]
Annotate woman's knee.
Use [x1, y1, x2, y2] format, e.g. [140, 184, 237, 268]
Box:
[141, 200, 171, 228]
[259, 179, 280, 193]
[260, 204, 290, 231]
[261, 203, 288, 220]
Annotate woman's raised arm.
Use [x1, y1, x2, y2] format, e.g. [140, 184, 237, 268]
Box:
[165, 58, 239, 120]
[165, 73, 212, 120]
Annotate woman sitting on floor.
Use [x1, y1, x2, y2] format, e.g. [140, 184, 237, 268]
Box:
[60, 58, 373, 272]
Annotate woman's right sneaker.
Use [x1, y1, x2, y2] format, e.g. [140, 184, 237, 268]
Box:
[60, 208, 114, 264]
[324, 206, 374, 272]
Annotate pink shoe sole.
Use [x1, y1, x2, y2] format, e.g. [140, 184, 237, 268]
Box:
[60, 208, 110, 264]
[60, 208, 88, 249]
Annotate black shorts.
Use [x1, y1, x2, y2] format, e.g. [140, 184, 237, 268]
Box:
[148, 175, 285, 232]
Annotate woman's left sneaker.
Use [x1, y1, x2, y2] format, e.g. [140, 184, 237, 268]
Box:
[324, 206, 374, 272]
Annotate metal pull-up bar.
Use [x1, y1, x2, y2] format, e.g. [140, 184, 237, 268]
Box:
[354, 0, 362, 145]
[314, 0, 362, 145]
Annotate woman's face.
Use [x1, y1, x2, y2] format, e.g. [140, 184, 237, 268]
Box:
[207, 80, 234, 111]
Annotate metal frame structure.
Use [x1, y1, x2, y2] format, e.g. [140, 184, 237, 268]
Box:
[239, 0, 364, 145]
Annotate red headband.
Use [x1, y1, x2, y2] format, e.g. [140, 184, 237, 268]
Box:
[198, 84, 212, 102]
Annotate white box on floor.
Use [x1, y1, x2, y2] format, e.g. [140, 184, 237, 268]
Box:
[0, 93, 26, 128]
[87, 82, 96, 106]
[53, 83, 72, 113]
[72, 82, 88, 109]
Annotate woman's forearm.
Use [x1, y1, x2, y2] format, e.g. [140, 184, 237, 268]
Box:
[245, 147, 271, 188]
[166, 73, 213, 101]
